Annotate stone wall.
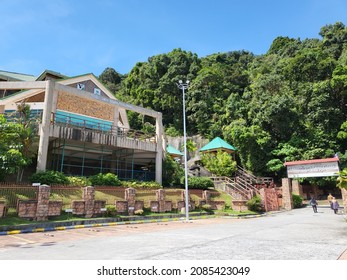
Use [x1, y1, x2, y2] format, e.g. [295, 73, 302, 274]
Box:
[292, 180, 303, 197]
[231, 200, 248, 212]
[17, 200, 37, 219]
[115, 188, 144, 215]
[57, 91, 114, 121]
[72, 200, 85, 215]
[282, 178, 293, 210]
[259, 188, 280, 212]
[48, 201, 63, 216]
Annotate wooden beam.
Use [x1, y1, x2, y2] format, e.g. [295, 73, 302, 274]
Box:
[0, 81, 46, 89]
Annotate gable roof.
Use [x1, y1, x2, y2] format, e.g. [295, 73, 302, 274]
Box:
[0, 70, 36, 82]
[200, 137, 237, 153]
[167, 144, 184, 156]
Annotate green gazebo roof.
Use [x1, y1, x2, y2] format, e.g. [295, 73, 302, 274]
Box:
[167, 144, 184, 156]
[200, 137, 237, 153]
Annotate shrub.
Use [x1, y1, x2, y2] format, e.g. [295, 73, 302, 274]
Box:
[201, 204, 212, 212]
[105, 205, 116, 217]
[122, 180, 162, 189]
[292, 194, 303, 208]
[182, 176, 214, 190]
[66, 176, 90, 186]
[88, 173, 121, 186]
[29, 171, 69, 185]
[134, 209, 144, 215]
[246, 195, 263, 212]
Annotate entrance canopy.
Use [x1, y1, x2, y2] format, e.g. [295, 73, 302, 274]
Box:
[284, 157, 340, 178]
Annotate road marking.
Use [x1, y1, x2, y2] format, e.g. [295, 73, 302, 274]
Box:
[9, 234, 35, 244]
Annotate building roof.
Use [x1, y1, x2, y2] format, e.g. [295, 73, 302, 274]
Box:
[284, 157, 339, 166]
[0, 70, 36, 82]
[167, 144, 184, 156]
[200, 137, 237, 153]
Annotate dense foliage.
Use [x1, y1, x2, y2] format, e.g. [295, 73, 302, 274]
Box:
[100, 22, 347, 181]
[201, 150, 237, 176]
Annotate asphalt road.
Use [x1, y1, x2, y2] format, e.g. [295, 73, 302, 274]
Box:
[0, 206, 346, 260]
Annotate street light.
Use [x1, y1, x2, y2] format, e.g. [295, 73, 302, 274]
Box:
[177, 79, 190, 222]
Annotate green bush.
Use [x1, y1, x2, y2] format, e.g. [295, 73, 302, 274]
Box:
[105, 205, 116, 217]
[292, 193, 303, 208]
[182, 176, 214, 190]
[122, 180, 162, 189]
[88, 173, 121, 186]
[134, 209, 144, 215]
[246, 195, 263, 212]
[66, 176, 90, 186]
[201, 204, 213, 212]
[29, 171, 69, 185]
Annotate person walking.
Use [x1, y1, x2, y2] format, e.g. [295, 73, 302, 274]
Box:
[331, 197, 339, 214]
[309, 196, 318, 213]
[327, 193, 333, 209]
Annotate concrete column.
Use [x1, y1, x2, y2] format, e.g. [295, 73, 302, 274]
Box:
[292, 180, 303, 197]
[125, 188, 136, 215]
[35, 185, 51, 221]
[155, 113, 163, 185]
[83, 186, 95, 218]
[282, 178, 293, 210]
[113, 106, 119, 137]
[341, 188, 347, 214]
[37, 80, 55, 172]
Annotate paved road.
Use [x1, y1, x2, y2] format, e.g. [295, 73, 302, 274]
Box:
[0, 206, 346, 260]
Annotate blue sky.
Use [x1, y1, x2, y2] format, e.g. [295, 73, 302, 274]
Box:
[1, 0, 347, 77]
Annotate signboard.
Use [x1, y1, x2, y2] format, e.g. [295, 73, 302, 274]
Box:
[284, 158, 340, 178]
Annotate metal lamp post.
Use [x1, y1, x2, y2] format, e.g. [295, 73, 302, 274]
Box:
[177, 79, 190, 222]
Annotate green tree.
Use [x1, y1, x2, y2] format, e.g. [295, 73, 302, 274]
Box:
[201, 150, 237, 177]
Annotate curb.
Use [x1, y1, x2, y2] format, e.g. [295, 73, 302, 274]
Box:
[0, 213, 264, 236]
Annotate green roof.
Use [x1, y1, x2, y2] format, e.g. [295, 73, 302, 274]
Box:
[200, 137, 237, 152]
[167, 144, 184, 156]
[0, 70, 36, 81]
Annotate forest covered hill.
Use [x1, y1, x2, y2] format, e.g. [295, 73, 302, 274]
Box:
[99, 22, 347, 182]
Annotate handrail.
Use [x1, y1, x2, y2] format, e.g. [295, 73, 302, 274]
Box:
[51, 112, 157, 142]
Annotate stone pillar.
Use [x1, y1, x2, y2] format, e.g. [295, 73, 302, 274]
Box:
[37, 80, 55, 172]
[155, 113, 163, 185]
[125, 188, 136, 215]
[83, 186, 95, 218]
[292, 180, 303, 197]
[156, 189, 166, 212]
[341, 188, 347, 214]
[282, 178, 293, 210]
[203, 190, 211, 203]
[0, 105, 4, 114]
[35, 184, 51, 221]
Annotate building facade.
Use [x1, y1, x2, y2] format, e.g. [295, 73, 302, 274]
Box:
[0, 70, 164, 183]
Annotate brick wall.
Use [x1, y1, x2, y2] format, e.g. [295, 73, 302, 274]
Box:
[48, 201, 63, 216]
[231, 200, 248, 212]
[17, 200, 37, 219]
[259, 188, 280, 211]
[72, 200, 85, 215]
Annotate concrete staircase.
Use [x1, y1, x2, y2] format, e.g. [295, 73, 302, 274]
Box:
[211, 166, 274, 200]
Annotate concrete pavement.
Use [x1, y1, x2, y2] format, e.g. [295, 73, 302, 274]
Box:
[0, 206, 346, 260]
